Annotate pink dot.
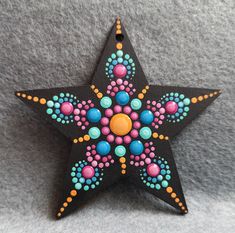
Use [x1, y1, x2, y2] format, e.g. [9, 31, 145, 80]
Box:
[87, 146, 91, 151]
[135, 162, 139, 167]
[86, 152, 91, 156]
[159, 120, 163, 125]
[149, 152, 155, 158]
[110, 92, 115, 97]
[82, 101, 86, 105]
[140, 161, 144, 166]
[60, 102, 74, 115]
[102, 157, 108, 162]
[126, 87, 130, 92]
[133, 121, 141, 129]
[160, 115, 165, 120]
[91, 150, 96, 155]
[99, 163, 104, 168]
[159, 107, 166, 114]
[107, 85, 112, 90]
[74, 116, 80, 121]
[81, 110, 86, 116]
[135, 156, 140, 161]
[102, 127, 110, 135]
[120, 85, 125, 90]
[123, 106, 132, 114]
[82, 166, 95, 178]
[146, 163, 160, 177]
[105, 109, 113, 117]
[152, 101, 156, 105]
[155, 111, 160, 117]
[91, 161, 98, 167]
[147, 100, 150, 104]
[77, 122, 82, 126]
[74, 109, 80, 115]
[111, 81, 116, 86]
[90, 103, 94, 107]
[111, 159, 114, 163]
[130, 155, 134, 159]
[145, 158, 151, 164]
[81, 117, 86, 122]
[124, 135, 131, 144]
[130, 112, 138, 120]
[114, 105, 122, 113]
[115, 137, 123, 144]
[77, 103, 82, 108]
[130, 161, 134, 165]
[91, 145, 96, 149]
[88, 100, 92, 104]
[81, 126, 85, 130]
[124, 80, 128, 85]
[140, 153, 146, 159]
[107, 134, 114, 142]
[130, 129, 138, 138]
[113, 64, 127, 78]
[116, 79, 123, 85]
[87, 156, 93, 162]
[108, 155, 112, 160]
[95, 155, 101, 160]
[105, 162, 110, 167]
[101, 117, 109, 125]
[145, 148, 150, 154]
[113, 87, 119, 92]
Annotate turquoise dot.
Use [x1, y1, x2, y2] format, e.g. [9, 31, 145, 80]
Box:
[71, 172, 75, 177]
[178, 101, 184, 108]
[150, 184, 155, 189]
[161, 180, 168, 188]
[117, 50, 123, 57]
[180, 94, 185, 99]
[91, 184, 95, 189]
[183, 98, 190, 105]
[111, 53, 116, 59]
[52, 114, 57, 119]
[100, 96, 112, 108]
[86, 179, 92, 185]
[88, 127, 101, 139]
[125, 54, 130, 59]
[131, 98, 142, 110]
[72, 167, 76, 171]
[53, 96, 58, 101]
[72, 177, 78, 183]
[117, 57, 123, 63]
[75, 183, 82, 190]
[56, 118, 61, 122]
[166, 175, 171, 180]
[47, 100, 54, 108]
[140, 127, 152, 140]
[115, 145, 126, 157]
[155, 184, 161, 190]
[184, 107, 190, 112]
[157, 175, 163, 181]
[129, 58, 133, 63]
[54, 102, 60, 108]
[108, 58, 112, 62]
[79, 177, 85, 184]
[46, 108, 53, 115]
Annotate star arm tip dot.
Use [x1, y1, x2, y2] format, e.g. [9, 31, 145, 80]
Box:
[15, 18, 220, 218]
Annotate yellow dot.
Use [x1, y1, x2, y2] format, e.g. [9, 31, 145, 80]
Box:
[16, 92, 21, 96]
[67, 197, 72, 203]
[91, 85, 95, 89]
[73, 139, 78, 143]
[145, 86, 149, 90]
[22, 94, 26, 98]
[209, 93, 213, 97]
[116, 25, 121, 30]
[39, 98, 46, 105]
[97, 92, 103, 99]
[204, 95, 208, 99]
[57, 213, 61, 217]
[152, 132, 158, 138]
[78, 137, 83, 142]
[175, 198, 180, 203]
[214, 91, 218, 95]
[33, 96, 39, 102]
[116, 43, 123, 50]
[94, 89, 99, 94]
[63, 202, 68, 207]
[121, 170, 126, 175]
[138, 93, 144, 99]
[198, 96, 203, 101]
[83, 135, 90, 141]
[117, 20, 121, 25]
[166, 187, 173, 193]
[119, 157, 126, 163]
[116, 30, 122, 34]
[171, 193, 176, 198]
[27, 95, 32, 100]
[159, 135, 164, 140]
[181, 206, 185, 210]
[60, 207, 64, 212]
[70, 190, 77, 197]
[165, 136, 169, 140]
[110, 113, 132, 136]
[191, 97, 197, 104]
[121, 164, 126, 169]
[178, 202, 183, 207]
[142, 89, 147, 94]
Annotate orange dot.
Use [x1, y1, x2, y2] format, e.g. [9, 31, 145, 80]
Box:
[110, 113, 132, 136]
[138, 93, 144, 99]
[198, 96, 203, 101]
[178, 202, 183, 207]
[142, 89, 147, 94]
[63, 202, 68, 207]
[166, 187, 173, 193]
[70, 190, 77, 197]
[145, 86, 149, 90]
[94, 89, 99, 94]
[33, 96, 39, 102]
[165, 136, 169, 140]
[97, 92, 103, 99]
[78, 137, 83, 142]
[39, 98, 46, 104]
[117, 20, 121, 25]
[60, 207, 64, 212]
[204, 95, 208, 99]
[159, 135, 164, 140]
[209, 93, 213, 97]
[119, 157, 126, 163]
[116, 25, 121, 30]
[83, 135, 90, 141]
[22, 94, 26, 98]
[27, 95, 32, 100]
[152, 132, 158, 138]
[16, 92, 21, 96]
[191, 97, 197, 103]
[121, 170, 126, 175]
[116, 30, 122, 34]
[67, 197, 72, 203]
[91, 85, 95, 89]
[171, 193, 176, 198]
[175, 198, 180, 203]
[121, 164, 126, 169]
[181, 206, 185, 210]
[116, 43, 123, 50]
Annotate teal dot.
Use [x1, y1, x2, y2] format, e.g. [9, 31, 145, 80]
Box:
[75, 183, 82, 190]
[53, 96, 58, 101]
[180, 94, 185, 99]
[150, 184, 155, 189]
[56, 118, 61, 122]
[52, 114, 57, 119]
[54, 102, 60, 108]
[115, 145, 126, 157]
[88, 127, 101, 139]
[91, 184, 96, 189]
[184, 107, 190, 112]
[71, 172, 75, 177]
[157, 175, 163, 181]
[161, 180, 168, 188]
[111, 53, 116, 59]
[84, 185, 89, 191]
[72, 177, 78, 183]
[100, 96, 112, 108]
[178, 101, 184, 108]
[140, 127, 152, 140]
[72, 167, 76, 171]
[155, 184, 161, 190]
[131, 98, 142, 110]
[183, 98, 190, 105]
[46, 108, 53, 115]
[129, 58, 133, 63]
[60, 93, 65, 97]
[108, 58, 112, 62]
[116, 50, 123, 57]
[125, 54, 130, 59]
[166, 175, 171, 180]
[47, 100, 54, 108]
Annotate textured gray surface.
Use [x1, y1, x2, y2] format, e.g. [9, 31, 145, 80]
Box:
[0, 0, 235, 232]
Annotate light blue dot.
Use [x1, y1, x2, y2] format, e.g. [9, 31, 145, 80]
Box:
[117, 50, 123, 57]
[47, 100, 54, 108]
[88, 127, 101, 139]
[183, 98, 190, 105]
[100, 96, 112, 108]
[131, 98, 142, 110]
[157, 175, 163, 181]
[86, 179, 92, 185]
[139, 127, 152, 140]
[111, 53, 116, 59]
[79, 178, 85, 184]
[117, 57, 123, 63]
[75, 183, 82, 190]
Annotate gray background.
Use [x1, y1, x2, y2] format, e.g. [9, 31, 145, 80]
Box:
[0, 0, 235, 232]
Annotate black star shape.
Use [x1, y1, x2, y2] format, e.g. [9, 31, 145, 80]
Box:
[15, 18, 221, 219]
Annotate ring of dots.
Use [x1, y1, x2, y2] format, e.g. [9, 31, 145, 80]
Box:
[86, 145, 115, 168]
[160, 92, 190, 123]
[71, 160, 103, 191]
[140, 157, 171, 190]
[105, 50, 136, 79]
[107, 79, 136, 97]
[130, 141, 156, 167]
[73, 100, 95, 130]
[46, 93, 78, 124]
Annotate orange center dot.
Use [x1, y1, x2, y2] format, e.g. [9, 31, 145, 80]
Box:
[110, 113, 132, 136]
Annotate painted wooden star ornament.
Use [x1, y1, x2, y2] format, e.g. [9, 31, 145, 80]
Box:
[16, 18, 221, 219]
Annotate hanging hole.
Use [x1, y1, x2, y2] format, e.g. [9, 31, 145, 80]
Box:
[116, 34, 124, 42]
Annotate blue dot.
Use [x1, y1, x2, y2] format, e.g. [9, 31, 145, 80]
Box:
[96, 141, 111, 156]
[129, 140, 144, 155]
[115, 91, 130, 105]
[86, 108, 101, 123]
[140, 110, 154, 124]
